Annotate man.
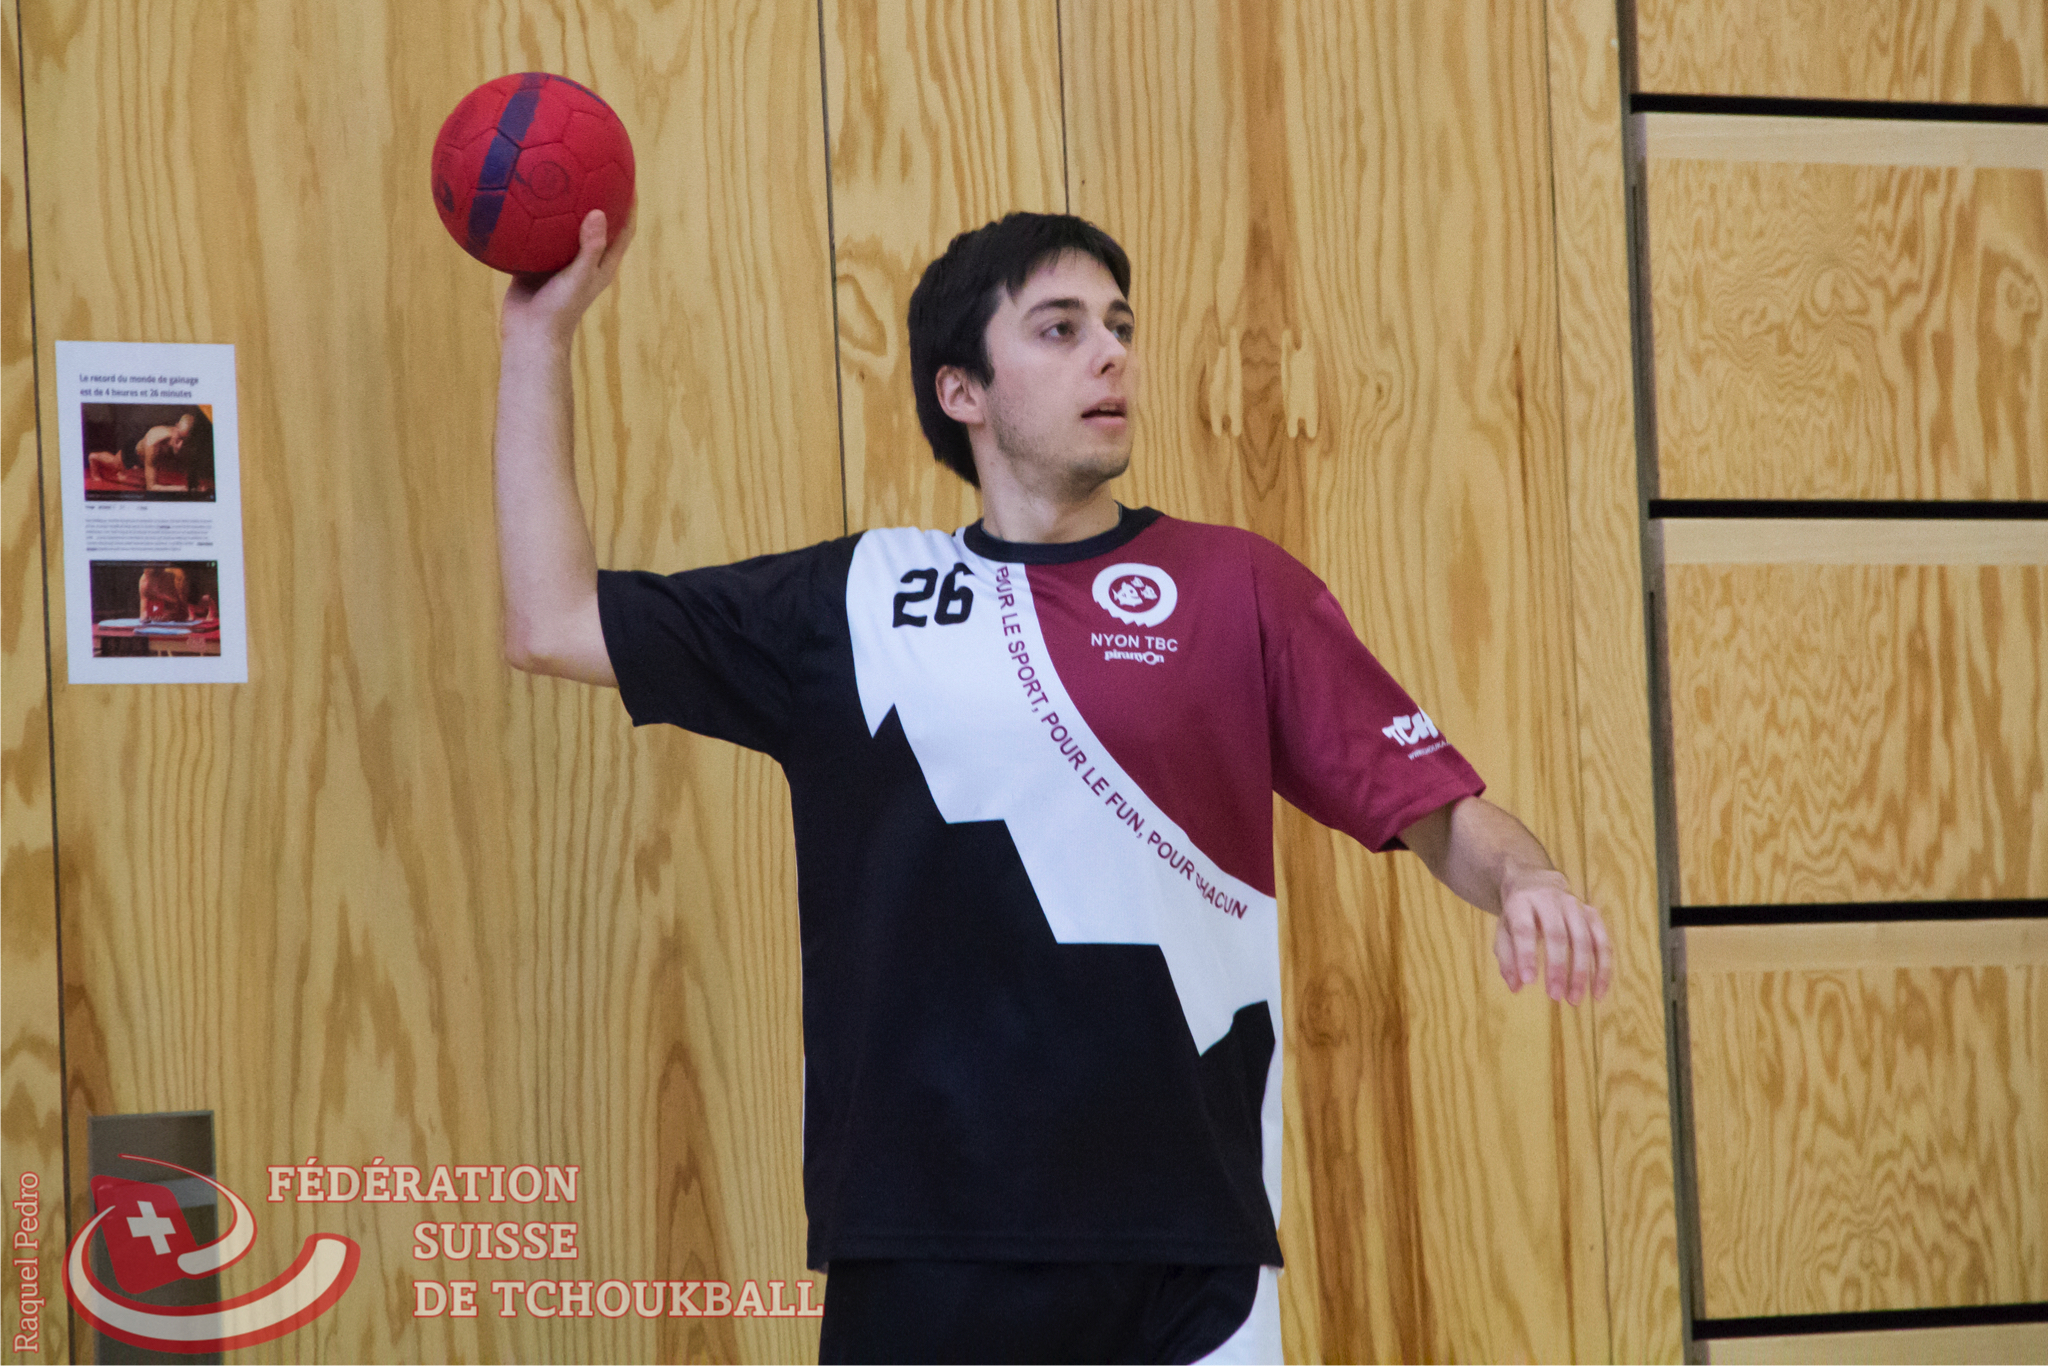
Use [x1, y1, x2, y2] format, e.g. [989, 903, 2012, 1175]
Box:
[138, 564, 195, 622]
[86, 412, 203, 493]
[495, 209, 1610, 1364]
[137, 412, 198, 493]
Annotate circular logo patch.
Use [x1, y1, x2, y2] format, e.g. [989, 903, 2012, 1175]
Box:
[1091, 562, 1178, 627]
[521, 157, 572, 201]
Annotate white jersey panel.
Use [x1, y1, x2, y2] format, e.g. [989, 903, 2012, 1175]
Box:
[847, 528, 1281, 1056]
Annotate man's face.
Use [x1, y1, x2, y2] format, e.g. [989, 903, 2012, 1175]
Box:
[954, 252, 1139, 498]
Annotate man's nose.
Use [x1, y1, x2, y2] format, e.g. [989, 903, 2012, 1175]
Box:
[1092, 326, 1128, 372]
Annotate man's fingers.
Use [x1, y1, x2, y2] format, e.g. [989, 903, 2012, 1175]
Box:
[589, 212, 635, 290]
[1498, 883, 1613, 1007]
[1511, 910, 1540, 990]
[1494, 919, 1519, 989]
[504, 210, 630, 334]
[602, 209, 636, 264]
[1563, 904, 1593, 1004]
[1589, 906, 1613, 1001]
[552, 211, 610, 289]
[1538, 903, 1570, 1000]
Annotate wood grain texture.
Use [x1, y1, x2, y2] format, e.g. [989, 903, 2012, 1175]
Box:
[1648, 157, 2048, 500]
[22, 2, 838, 1360]
[1706, 1319, 2048, 1364]
[824, 0, 1066, 535]
[1690, 918, 2048, 971]
[1662, 517, 2048, 565]
[1546, 0, 1684, 1358]
[2, 1, 72, 1360]
[1688, 956, 2048, 1316]
[1635, 0, 2048, 105]
[1667, 564, 2048, 905]
[1066, 3, 1608, 1359]
[1645, 113, 2048, 171]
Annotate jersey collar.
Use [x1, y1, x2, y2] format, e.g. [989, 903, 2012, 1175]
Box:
[962, 505, 1163, 565]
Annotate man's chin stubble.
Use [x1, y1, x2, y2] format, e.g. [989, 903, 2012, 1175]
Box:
[1056, 449, 1130, 501]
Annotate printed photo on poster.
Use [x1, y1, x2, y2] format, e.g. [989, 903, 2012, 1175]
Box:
[83, 403, 218, 501]
[88, 561, 224, 658]
[56, 341, 248, 683]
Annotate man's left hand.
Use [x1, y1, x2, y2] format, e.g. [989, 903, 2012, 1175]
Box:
[1399, 796, 1613, 1006]
[1494, 867, 1611, 1004]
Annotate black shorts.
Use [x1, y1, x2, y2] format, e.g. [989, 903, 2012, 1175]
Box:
[816, 1259, 1264, 1365]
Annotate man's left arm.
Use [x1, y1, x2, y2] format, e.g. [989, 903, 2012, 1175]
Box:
[1399, 796, 1612, 1005]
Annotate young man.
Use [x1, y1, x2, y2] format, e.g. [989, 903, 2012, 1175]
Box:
[495, 210, 1611, 1364]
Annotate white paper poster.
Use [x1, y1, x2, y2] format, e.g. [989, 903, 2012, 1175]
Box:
[55, 341, 249, 683]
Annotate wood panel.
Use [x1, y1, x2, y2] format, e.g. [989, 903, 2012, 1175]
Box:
[22, 2, 838, 1361]
[824, 0, 1066, 535]
[1690, 917, 2048, 971]
[1546, 0, 1684, 1358]
[1635, 0, 2048, 106]
[1644, 113, 2048, 171]
[1686, 928, 2048, 1317]
[1647, 157, 2048, 500]
[1663, 517, 2048, 565]
[1667, 564, 2048, 906]
[1066, 4, 1607, 1360]
[1706, 1319, 2048, 1364]
[1, 1, 71, 1360]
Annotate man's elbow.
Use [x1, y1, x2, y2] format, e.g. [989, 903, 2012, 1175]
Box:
[503, 619, 565, 677]
[502, 612, 614, 687]
[503, 633, 543, 674]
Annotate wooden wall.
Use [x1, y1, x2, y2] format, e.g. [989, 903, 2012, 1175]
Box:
[1686, 921, 2048, 1319]
[1635, 1, 2048, 1360]
[1548, 0, 1684, 1357]
[1636, 0, 2048, 105]
[13, 2, 837, 1361]
[2, 3, 71, 1361]
[3, 2, 1680, 1361]
[1667, 562, 2046, 906]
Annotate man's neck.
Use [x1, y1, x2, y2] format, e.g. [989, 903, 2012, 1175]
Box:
[975, 487, 1121, 544]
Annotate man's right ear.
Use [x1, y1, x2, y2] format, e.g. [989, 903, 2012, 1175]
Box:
[934, 366, 985, 427]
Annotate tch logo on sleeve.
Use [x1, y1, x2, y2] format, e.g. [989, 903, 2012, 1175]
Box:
[1091, 563, 1178, 628]
[64, 1157, 359, 1354]
[1383, 711, 1441, 751]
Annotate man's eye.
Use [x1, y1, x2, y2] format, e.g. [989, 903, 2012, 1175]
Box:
[1045, 321, 1072, 338]
[1114, 325, 1135, 343]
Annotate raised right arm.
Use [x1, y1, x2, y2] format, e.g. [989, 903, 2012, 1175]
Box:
[495, 209, 634, 686]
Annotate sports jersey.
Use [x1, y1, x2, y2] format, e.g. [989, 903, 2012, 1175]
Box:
[598, 506, 1484, 1270]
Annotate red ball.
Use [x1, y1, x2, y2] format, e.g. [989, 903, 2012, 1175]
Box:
[431, 73, 635, 275]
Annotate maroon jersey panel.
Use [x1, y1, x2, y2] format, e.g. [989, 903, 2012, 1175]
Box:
[1029, 518, 1278, 892]
[1032, 516, 1484, 892]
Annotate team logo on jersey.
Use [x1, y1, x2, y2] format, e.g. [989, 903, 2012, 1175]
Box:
[1091, 563, 1177, 627]
[1383, 710, 1448, 757]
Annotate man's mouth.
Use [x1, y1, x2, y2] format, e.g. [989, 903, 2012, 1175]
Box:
[1082, 401, 1127, 421]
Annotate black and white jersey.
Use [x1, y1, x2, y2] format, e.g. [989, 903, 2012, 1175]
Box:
[599, 506, 1484, 1269]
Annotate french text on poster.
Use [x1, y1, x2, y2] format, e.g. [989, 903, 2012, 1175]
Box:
[55, 341, 248, 683]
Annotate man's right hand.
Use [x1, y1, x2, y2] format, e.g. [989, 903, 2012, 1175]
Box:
[501, 209, 636, 344]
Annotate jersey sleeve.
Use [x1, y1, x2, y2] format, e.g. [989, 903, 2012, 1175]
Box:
[1250, 537, 1485, 851]
[597, 539, 848, 757]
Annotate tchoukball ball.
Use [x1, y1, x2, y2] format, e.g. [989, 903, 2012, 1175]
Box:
[431, 72, 635, 275]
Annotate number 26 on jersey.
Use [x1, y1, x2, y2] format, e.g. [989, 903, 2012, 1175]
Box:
[894, 564, 974, 627]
